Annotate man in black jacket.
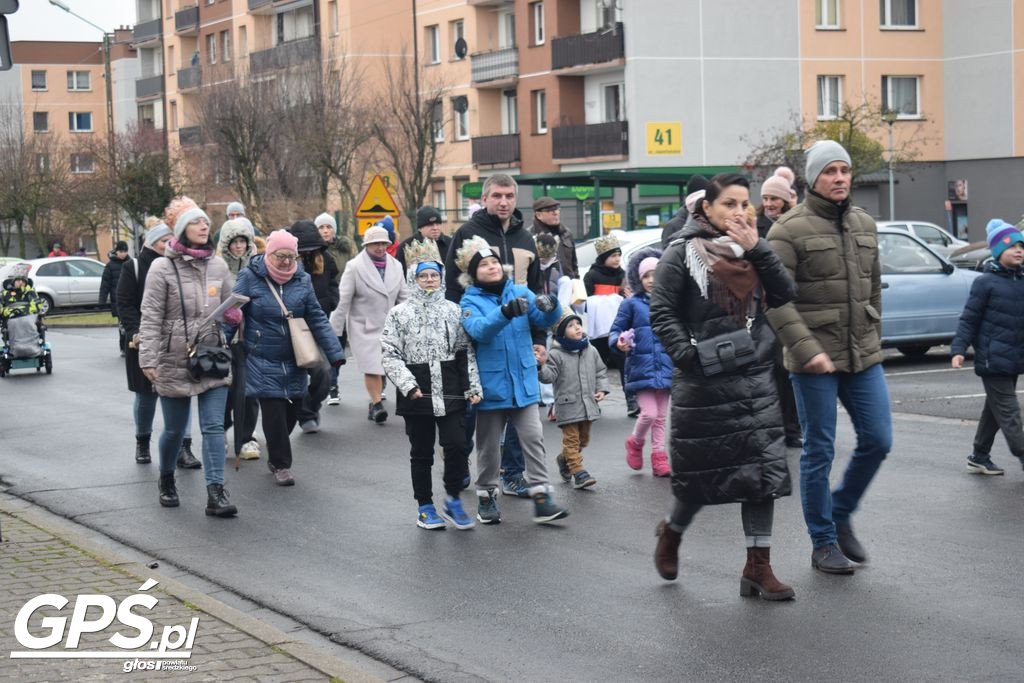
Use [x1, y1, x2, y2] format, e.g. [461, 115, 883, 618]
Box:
[528, 197, 578, 278]
[100, 240, 131, 353]
[397, 206, 452, 276]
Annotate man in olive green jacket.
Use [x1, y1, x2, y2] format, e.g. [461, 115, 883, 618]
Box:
[765, 140, 892, 576]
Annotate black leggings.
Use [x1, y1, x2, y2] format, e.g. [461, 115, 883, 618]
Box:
[404, 412, 468, 505]
[259, 398, 299, 470]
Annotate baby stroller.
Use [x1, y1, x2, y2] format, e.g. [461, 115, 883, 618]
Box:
[0, 302, 52, 377]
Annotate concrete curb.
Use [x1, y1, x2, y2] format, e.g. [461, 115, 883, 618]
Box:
[0, 494, 385, 683]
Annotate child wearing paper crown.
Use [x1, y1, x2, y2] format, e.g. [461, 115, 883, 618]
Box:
[610, 248, 674, 477]
[538, 308, 611, 489]
[950, 219, 1024, 475]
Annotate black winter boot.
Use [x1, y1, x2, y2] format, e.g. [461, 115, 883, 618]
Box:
[205, 484, 237, 518]
[158, 473, 179, 507]
[177, 438, 202, 469]
[135, 436, 151, 464]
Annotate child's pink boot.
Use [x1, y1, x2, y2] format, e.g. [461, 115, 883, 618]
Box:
[651, 450, 671, 477]
[625, 435, 644, 470]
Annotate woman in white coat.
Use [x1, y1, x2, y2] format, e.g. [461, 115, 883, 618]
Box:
[331, 225, 407, 423]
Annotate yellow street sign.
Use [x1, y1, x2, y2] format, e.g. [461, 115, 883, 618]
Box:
[602, 212, 622, 229]
[356, 174, 400, 216]
[356, 216, 389, 237]
[646, 122, 682, 156]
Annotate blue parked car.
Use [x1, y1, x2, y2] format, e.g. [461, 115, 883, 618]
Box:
[877, 227, 981, 356]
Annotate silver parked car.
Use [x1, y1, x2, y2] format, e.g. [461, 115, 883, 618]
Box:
[876, 221, 967, 257]
[0, 257, 107, 314]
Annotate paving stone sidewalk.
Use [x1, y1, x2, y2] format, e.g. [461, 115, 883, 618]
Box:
[0, 510, 380, 682]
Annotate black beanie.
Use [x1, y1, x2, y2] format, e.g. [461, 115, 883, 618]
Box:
[114, 240, 129, 252]
[687, 174, 710, 195]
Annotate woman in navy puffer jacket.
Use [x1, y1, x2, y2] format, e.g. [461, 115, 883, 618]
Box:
[610, 246, 674, 477]
[226, 230, 343, 486]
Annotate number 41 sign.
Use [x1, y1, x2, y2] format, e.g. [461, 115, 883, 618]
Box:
[646, 122, 682, 156]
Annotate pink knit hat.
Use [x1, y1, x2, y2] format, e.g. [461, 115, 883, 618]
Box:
[638, 256, 659, 278]
[265, 229, 298, 255]
[760, 174, 793, 202]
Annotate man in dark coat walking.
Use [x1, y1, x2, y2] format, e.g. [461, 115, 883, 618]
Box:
[397, 206, 452, 276]
[100, 240, 131, 353]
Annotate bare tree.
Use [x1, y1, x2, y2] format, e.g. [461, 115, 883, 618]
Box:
[371, 50, 450, 226]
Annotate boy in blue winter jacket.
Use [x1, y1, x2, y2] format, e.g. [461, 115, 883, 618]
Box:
[950, 219, 1024, 475]
[456, 235, 568, 524]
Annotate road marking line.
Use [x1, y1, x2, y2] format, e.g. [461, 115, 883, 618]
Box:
[885, 367, 971, 377]
[893, 390, 1024, 403]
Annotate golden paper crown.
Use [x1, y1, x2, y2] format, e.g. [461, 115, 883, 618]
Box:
[403, 238, 443, 268]
[594, 233, 620, 257]
[454, 235, 497, 273]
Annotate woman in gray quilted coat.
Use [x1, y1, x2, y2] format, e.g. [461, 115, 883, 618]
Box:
[139, 197, 239, 517]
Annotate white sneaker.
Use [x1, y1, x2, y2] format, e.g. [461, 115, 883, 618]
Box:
[239, 440, 261, 460]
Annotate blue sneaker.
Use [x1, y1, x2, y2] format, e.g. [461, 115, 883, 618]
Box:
[476, 489, 501, 524]
[500, 474, 530, 498]
[441, 497, 476, 530]
[416, 504, 446, 530]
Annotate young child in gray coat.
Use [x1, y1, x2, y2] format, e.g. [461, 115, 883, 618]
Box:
[539, 309, 611, 489]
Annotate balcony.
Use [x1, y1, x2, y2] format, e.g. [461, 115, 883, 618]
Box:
[132, 18, 162, 46]
[177, 65, 201, 91]
[471, 47, 518, 86]
[135, 74, 164, 99]
[175, 5, 199, 35]
[552, 121, 628, 160]
[551, 23, 624, 72]
[178, 125, 202, 146]
[248, 0, 275, 13]
[472, 133, 519, 166]
[250, 37, 318, 73]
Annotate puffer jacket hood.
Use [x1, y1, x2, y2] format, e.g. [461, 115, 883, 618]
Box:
[3, 276, 34, 291]
[626, 246, 663, 294]
[217, 219, 256, 274]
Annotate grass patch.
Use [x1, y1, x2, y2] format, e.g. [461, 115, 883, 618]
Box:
[45, 312, 119, 327]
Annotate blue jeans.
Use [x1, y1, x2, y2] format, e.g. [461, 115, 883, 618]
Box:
[790, 363, 892, 549]
[158, 386, 229, 486]
[134, 392, 190, 438]
[500, 422, 525, 479]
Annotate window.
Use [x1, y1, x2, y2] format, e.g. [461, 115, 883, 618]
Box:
[432, 100, 444, 142]
[275, 6, 314, 44]
[879, 233, 944, 275]
[169, 100, 178, 131]
[168, 44, 175, 69]
[206, 33, 217, 64]
[66, 70, 90, 91]
[880, 0, 916, 28]
[530, 3, 544, 45]
[31, 70, 46, 90]
[239, 26, 248, 57]
[138, 102, 156, 129]
[532, 89, 547, 134]
[426, 25, 440, 64]
[882, 75, 920, 118]
[450, 19, 464, 59]
[603, 83, 624, 122]
[66, 260, 105, 277]
[597, 0, 621, 28]
[499, 11, 516, 49]
[817, 76, 841, 119]
[816, 0, 840, 28]
[328, 0, 339, 35]
[221, 30, 231, 62]
[32, 112, 48, 133]
[501, 89, 518, 134]
[70, 153, 95, 174]
[68, 112, 93, 132]
[38, 262, 66, 277]
[35, 154, 49, 173]
[434, 187, 447, 212]
[912, 224, 953, 248]
[453, 98, 469, 140]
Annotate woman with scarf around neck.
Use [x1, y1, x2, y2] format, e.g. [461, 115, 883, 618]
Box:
[139, 197, 239, 517]
[226, 230, 344, 487]
[649, 173, 798, 601]
[330, 225, 407, 423]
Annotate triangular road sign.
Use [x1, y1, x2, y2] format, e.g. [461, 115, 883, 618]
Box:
[356, 174, 400, 216]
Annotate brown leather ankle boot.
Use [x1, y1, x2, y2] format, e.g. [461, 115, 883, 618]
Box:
[740, 547, 795, 601]
[654, 520, 682, 580]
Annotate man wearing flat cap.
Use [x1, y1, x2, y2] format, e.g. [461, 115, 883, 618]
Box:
[528, 197, 578, 278]
[397, 206, 453, 276]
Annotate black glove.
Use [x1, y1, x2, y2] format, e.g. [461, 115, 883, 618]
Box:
[501, 297, 530, 319]
[534, 294, 557, 312]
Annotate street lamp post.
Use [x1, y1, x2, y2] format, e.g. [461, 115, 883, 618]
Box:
[882, 109, 898, 221]
[48, 0, 119, 242]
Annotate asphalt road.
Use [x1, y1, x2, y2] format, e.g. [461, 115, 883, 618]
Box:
[2, 329, 1023, 681]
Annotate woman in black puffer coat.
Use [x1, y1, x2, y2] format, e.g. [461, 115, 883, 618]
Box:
[649, 173, 797, 601]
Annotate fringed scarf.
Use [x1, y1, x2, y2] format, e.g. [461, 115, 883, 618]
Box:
[167, 238, 213, 261]
[685, 214, 761, 323]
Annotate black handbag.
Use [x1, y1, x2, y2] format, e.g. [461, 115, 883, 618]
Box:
[689, 301, 757, 377]
[172, 262, 232, 381]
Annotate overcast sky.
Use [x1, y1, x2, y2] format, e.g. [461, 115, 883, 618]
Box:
[9, 0, 136, 42]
